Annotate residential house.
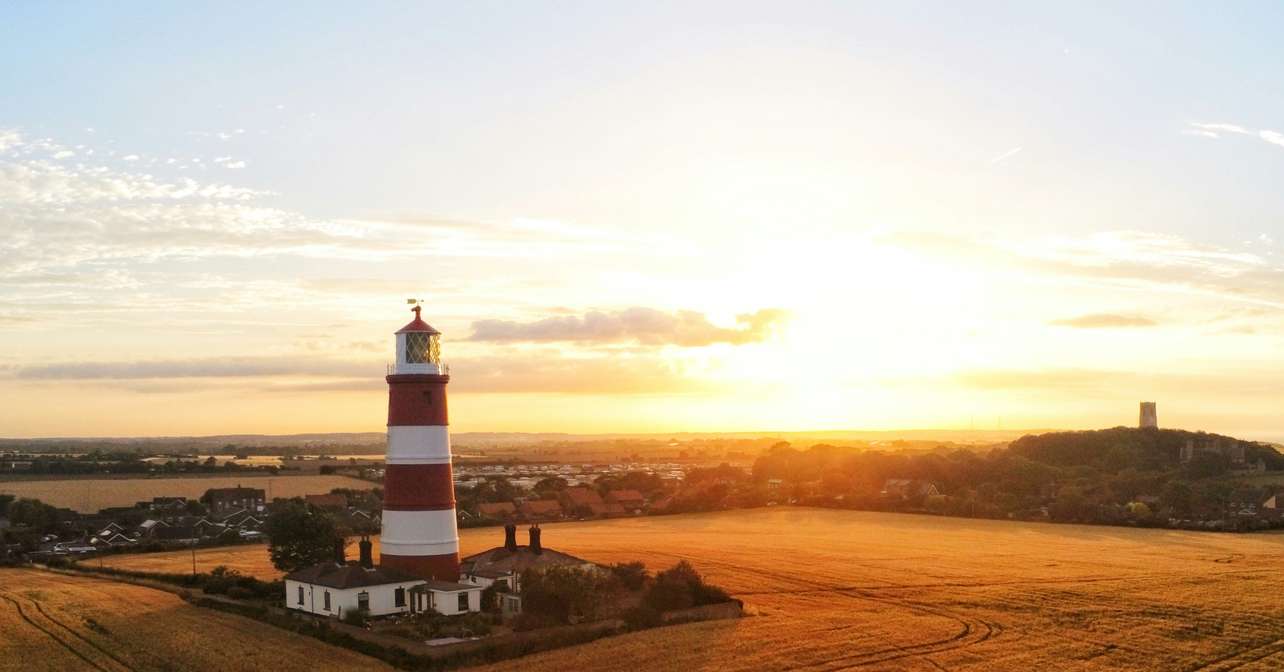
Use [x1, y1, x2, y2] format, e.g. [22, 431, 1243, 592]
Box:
[285, 539, 480, 618]
[202, 487, 266, 514]
[517, 499, 563, 522]
[478, 502, 517, 521]
[604, 489, 646, 514]
[880, 479, 941, 501]
[559, 487, 607, 518]
[460, 524, 600, 617]
[305, 493, 348, 510]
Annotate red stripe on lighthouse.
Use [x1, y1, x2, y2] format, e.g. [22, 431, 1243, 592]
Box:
[386, 374, 450, 425]
[382, 463, 456, 510]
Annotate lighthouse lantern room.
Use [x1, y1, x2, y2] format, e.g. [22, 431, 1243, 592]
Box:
[380, 305, 461, 582]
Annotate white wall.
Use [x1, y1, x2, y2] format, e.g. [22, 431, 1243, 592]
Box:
[286, 579, 426, 617]
[429, 587, 482, 616]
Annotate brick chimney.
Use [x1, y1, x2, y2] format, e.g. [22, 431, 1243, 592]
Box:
[504, 523, 518, 552]
[359, 536, 374, 569]
[334, 539, 346, 566]
[528, 524, 542, 554]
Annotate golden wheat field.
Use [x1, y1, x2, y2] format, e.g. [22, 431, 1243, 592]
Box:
[0, 567, 391, 672]
[101, 507, 1284, 671]
[0, 475, 373, 512]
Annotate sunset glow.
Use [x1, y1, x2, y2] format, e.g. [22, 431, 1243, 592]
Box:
[4, 3, 1284, 439]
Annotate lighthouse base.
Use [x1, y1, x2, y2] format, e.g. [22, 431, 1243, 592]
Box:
[381, 553, 461, 583]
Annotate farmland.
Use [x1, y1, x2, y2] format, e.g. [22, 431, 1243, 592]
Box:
[0, 475, 373, 512]
[99, 507, 1284, 670]
[0, 567, 390, 672]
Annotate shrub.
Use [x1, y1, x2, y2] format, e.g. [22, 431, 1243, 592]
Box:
[341, 608, 368, 626]
[610, 561, 649, 590]
[226, 586, 256, 600]
[622, 605, 662, 630]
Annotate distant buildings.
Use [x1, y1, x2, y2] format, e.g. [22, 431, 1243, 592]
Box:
[202, 486, 266, 514]
[1140, 402, 1158, 429]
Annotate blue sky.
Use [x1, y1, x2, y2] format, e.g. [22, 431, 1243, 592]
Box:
[3, 2, 1284, 437]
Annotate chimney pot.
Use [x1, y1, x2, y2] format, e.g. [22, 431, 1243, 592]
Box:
[358, 536, 374, 569]
[504, 523, 518, 552]
[529, 524, 542, 554]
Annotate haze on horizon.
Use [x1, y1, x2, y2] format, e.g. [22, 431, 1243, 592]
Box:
[4, 2, 1284, 441]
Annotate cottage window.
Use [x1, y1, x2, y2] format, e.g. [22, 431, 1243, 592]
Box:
[458, 593, 469, 612]
[297, 586, 304, 605]
[358, 591, 370, 612]
[323, 591, 331, 611]
[394, 587, 406, 607]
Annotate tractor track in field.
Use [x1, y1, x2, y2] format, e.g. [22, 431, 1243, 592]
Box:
[1188, 637, 1284, 672]
[27, 598, 139, 672]
[642, 550, 1003, 671]
[0, 592, 118, 672]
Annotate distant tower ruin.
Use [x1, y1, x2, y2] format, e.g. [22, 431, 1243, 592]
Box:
[1139, 402, 1158, 429]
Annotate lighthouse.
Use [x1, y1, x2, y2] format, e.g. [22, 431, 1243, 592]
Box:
[379, 305, 461, 582]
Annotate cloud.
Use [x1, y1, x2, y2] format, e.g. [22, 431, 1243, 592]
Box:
[468, 307, 787, 346]
[1260, 130, 1284, 148]
[1049, 313, 1158, 328]
[989, 147, 1022, 165]
[1188, 122, 1250, 136]
[9, 351, 712, 395]
[13, 356, 377, 380]
[1185, 121, 1284, 151]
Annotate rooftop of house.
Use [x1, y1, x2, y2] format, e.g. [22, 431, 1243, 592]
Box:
[461, 544, 594, 577]
[285, 562, 423, 590]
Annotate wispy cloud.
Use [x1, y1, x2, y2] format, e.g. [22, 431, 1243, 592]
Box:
[1186, 121, 1284, 151]
[1187, 121, 1250, 137]
[468, 307, 788, 347]
[1260, 130, 1284, 148]
[1049, 313, 1157, 328]
[989, 147, 1022, 165]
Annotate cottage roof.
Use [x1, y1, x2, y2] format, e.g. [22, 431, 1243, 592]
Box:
[285, 562, 423, 590]
[460, 545, 594, 577]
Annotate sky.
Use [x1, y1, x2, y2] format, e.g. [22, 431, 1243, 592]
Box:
[4, 2, 1284, 439]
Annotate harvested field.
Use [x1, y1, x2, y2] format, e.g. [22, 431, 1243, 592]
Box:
[0, 567, 390, 672]
[0, 475, 373, 512]
[101, 507, 1284, 670]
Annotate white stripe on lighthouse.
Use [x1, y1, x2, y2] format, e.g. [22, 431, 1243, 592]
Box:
[380, 509, 460, 555]
[386, 426, 451, 465]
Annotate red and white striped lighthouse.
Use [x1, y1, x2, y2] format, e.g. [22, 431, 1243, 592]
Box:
[379, 305, 460, 582]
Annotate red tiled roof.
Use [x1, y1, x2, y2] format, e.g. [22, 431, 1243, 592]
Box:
[561, 487, 604, 507]
[305, 494, 348, 509]
[479, 502, 517, 517]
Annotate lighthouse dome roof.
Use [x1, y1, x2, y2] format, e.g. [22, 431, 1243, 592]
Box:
[396, 306, 441, 335]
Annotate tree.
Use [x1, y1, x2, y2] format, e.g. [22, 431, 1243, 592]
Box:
[8, 498, 59, 532]
[0, 494, 14, 518]
[532, 477, 569, 498]
[610, 561, 649, 590]
[519, 566, 615, 625]
[643, 560, 730, 611]
[266, 501, 344, 572]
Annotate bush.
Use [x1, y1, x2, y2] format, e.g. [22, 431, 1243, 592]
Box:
[622, 605, 662, 630]
[341, 608, 368, 626]
[610, 561, 649, 590]
[226, 586, 256, 600]
[643, 561, 732, 612]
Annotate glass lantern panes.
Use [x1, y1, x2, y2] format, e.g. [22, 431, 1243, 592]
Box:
[405, 332, 441, 364]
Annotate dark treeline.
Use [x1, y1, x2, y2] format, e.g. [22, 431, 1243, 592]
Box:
[750, 428, 1284, 529]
